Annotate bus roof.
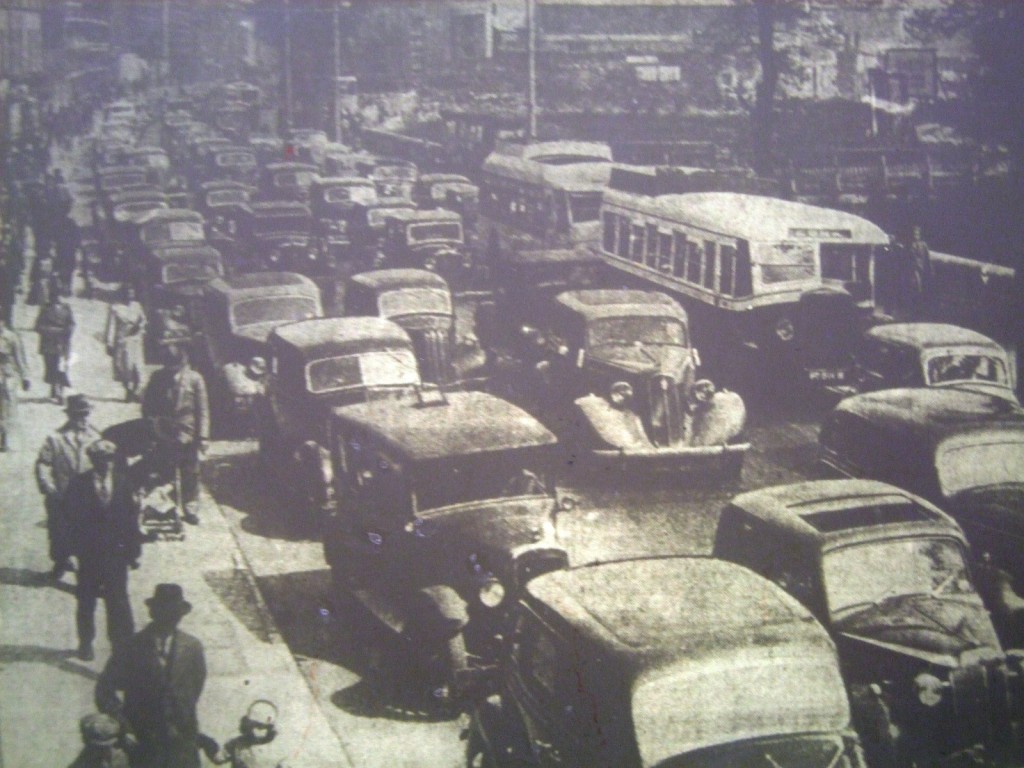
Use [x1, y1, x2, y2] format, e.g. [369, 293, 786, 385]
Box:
[603, 191, 890, 245]
[483, 141, 614, 192]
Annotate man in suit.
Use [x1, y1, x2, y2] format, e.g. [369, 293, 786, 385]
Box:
[66, 439, 141, 661]
[96, 584, 207, 768]
[35, 393, 101, 579]
[141, 343, 209, 525]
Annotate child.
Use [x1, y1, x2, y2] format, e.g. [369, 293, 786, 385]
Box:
[201, 700, 291, 768]
[67, 713, 131, 768]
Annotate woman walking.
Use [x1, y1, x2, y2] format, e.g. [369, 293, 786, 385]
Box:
[34, 279, 74, 403]
[0, 313, 30, 452]
[105, 284, 146, 402]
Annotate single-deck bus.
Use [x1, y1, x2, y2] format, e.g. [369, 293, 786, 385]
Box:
[597, 190, 891, 393]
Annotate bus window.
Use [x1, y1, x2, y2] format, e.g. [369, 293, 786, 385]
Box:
[630, 224, 645, 263]
[685, 240, 702, 283]
[703, 241, 717, 290]
[617, 216, 630, 258]
[658, 231, 673, 273]
[672, 232, 687, 277]
[602, 212, 617, 253]
[761, 242, 815, 284]
[720, 244, 735, 295]
[569, 193, 601, 224]
[734, 241, 753, 297]
[822, 243, 872, 284]
[645, 224, 659, 267]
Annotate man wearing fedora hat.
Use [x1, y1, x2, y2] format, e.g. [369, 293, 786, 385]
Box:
[65, 439, 141, 661]
[35, 393, 100, 579]
[96, 583, 207, 768]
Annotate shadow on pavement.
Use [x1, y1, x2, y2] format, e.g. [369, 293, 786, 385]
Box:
[331, 679, 456, 723]
[202, 569, 275, 644]
[0, 567, 76, 595]
[202, 452, 318, 542]
[0, 644, 99, 681]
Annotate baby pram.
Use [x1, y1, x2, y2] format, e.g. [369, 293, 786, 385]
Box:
[101, 418, 186, 541]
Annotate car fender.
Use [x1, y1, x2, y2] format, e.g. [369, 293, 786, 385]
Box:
[690, 389, 747, 446]
[296, 440, 334, 503]
[573, 394, 651, 450]
[468, 694, 536, 767]
[221, 361, 264, 398]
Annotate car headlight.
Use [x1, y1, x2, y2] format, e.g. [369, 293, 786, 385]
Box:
[914, 672, 945, 707]
[775, 317, 795, 342]
[610, 381, 633, 406]
[479, 578, 506, 609]
[423, 256, 437, 271]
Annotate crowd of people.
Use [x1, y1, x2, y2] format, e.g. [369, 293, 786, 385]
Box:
[2, 80, 293, 768]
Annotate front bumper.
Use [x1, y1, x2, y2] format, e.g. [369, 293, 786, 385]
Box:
[588, 441, 751, 474]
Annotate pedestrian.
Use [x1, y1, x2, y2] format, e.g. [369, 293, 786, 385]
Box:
[35, 393, 101, 579]
[200, 700, 291, 768]
[0, 313, 30, 452]
[67, 713, 132, 768]
[66, 439, 141, 661]
[34, 282, 74, 402]
[105, 284, 146, 402]
[26, 246, 54, 306]
[141, 343, 209, 526]
[52, 214, 81, 297]
[95, 583, 207, 768]
[908, 225, 932, 320]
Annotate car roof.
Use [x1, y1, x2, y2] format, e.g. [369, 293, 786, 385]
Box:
[248, 201, 311, 216]
[200, 180, 254, 192]
[264, 161, 319, 172]
[418, 173, 474, 186]
[206, 271, 319, 301]
[556, 289, 688, 323]
[866, 323, 1004, 351]
[348, 269, 449, 292]
[314, 176, 375, 188]
[525, 557, 830, 669]
[330, 390, 557, 462]
[384, 208, 462, 223]
[271, 317, 411, 360]
[831, 388, 1024, 444]
[727, 480, 963, 548]
[137, 208, 204, 226]
[150, 244, 222, 262]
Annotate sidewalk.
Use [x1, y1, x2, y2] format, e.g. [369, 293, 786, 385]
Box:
[0, 281, 351, 765]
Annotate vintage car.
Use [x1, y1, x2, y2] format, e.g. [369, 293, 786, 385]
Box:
[852, 323, 1017, 403]
[310, 177, 378, 266]
[346, 198, 417, 261]
[195, 180, 254, 260]
[256, 317, 421, 518]
[285, 128, 329, 166]
[820, 388, 1024, 580]
[197, 272, 322, 432]
[140, 243, 225, 356]
[466, 556, 866, 768]
[135, 208, 207, 254]
[96, 166, 149, 207]
[235, 201, 319, 275]
[344, 269, 484, 386]
[258, 161, 319, 203]
[357, 156, 417, 200]
[413, 173, 480, 230]
[378, 208, 469, 280]
[96, 193, 170, 279]
[322, 390, 563, 695]
[321, 145, 371, 178]
[123, 146, 171, 187]
[248, 135, 285, 167]
[204, 144, 258, 186]
[716, 479, 1024, 768]
[489, 288, 749, 478]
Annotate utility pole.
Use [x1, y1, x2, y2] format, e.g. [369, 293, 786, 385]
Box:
[333, 1, 342, 142]
[526, 0, 537, 140]
[162, 0, 170, 83]
[284, 0, 293, 130]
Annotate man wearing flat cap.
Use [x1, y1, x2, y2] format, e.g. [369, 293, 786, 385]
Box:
[65, 439, 141, 661]
[35, 393, 101, 579]
[96, 583, 207, 768]
[68, 713, 130, 768]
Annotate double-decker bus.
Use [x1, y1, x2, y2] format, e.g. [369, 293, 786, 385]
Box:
[480, 141, 613, 250]
[597, 190, 892, 395]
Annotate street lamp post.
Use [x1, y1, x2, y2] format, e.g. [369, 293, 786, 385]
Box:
[333, 1, 342, 142]
[526, 0, 537, 140]
[284, 0, 293, 130]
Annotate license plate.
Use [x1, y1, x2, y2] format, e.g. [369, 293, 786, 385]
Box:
[808, 368, 846, 382]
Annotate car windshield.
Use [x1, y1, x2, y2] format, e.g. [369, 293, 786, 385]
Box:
[654, 736, 848, 768]
[325, 185, 376, 204]
[759, 242, 817, 284]
[144, 221, 204, 244]
[369, 208, 405, 227]
[823, 537, 975, 617]
[231, 296, 319, 328]
[374, 165, 416, 180]
[569, 193, 602, 223]
[162, 261, 220, 284]
[254, 215, 309, 233]
[926, 353, 1010, 387]
[216, 152, 255, 167]
[408, 222, 462, 243]
[937, 440, 1024, 496]
[207, 190, 248, 206]
[306, 348, 418, 394]
[414, 450, 549, 511]
[275, 171, 316, 187]
[588, 317, 686, 348]
[378, 288, 451, 318]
